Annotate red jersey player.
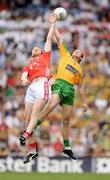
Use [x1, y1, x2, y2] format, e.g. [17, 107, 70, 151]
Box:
[19, 13, 56, 163]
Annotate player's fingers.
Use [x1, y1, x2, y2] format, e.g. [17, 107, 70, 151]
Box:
[84, 107, 87, 112]
[18, 80, 23, 86]
[27, 81, 30, 85]
[82, 106, 87, 112]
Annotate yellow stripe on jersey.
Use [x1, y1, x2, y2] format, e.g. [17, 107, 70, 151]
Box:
[56, 41, 83, 85]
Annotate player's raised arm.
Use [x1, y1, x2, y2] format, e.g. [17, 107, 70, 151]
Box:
[44, 13, 56, 52]
[54, 25, 69, 57]
[54, 26, 62, 44]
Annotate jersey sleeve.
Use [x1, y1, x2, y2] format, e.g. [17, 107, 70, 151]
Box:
[78, 75, 83, 85]
[58, 40, 69, 57]
[74, 73, 83, 85]
[22, 66, 28, 73]
[22, 57, 32, 73]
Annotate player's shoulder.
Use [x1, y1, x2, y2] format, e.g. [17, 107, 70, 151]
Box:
[42, 51, 51, 57]
[58, 39, 70, 55]
[26, 57, 33, 65]
[58, 39, 65, 46]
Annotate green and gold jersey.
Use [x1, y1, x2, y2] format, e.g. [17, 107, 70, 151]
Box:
[56, 41, 83, 85]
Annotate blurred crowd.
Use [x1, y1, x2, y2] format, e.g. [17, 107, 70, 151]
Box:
[0, 0, 110, 158]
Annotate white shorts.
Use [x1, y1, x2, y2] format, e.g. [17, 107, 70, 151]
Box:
[25, 81, 51, 103]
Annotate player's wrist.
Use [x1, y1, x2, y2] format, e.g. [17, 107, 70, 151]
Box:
[50, 22, 55, 25]
[22, 78, 28, 81]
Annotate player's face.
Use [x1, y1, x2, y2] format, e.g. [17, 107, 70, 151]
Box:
[32, 46, 42, 56]
[72, 50, 83, 63]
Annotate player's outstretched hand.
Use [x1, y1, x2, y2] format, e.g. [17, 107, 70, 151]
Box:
[49, 13, 57, 24]
[21, 78, 30, 86]
[82, 104, 88, 112]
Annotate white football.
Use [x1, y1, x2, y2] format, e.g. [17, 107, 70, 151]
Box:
[54, 7, 67, 20]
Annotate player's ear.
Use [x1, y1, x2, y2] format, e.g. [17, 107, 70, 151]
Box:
[81, 53, 83, 59]
[79, 53, 84, 62]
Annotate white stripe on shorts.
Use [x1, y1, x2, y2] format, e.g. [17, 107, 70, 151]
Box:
[44, 81, 49, 100]
[25, 80, 51, 103]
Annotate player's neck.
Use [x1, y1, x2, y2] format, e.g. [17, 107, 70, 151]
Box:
[32, 52, 43, 58]
[32, 54, 40, 58]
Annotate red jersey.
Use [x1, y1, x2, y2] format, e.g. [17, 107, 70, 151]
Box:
[23, 51, 51, 82]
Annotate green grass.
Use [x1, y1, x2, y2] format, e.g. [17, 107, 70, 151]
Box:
[0, 172, 109, 180]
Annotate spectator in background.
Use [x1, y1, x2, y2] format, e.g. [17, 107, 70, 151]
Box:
[0, 116, 9, 156]
[0, 68, 7, 88]
[0, 44, 7, 69]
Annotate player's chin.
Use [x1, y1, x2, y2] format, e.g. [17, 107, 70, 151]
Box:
[38, 51, 42, 55]
[32, 52, 37, 56]
[34, 51, 41, 56]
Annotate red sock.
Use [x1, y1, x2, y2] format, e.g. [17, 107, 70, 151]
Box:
[23, 131, 30, 139]
[28, 142, 37, 152]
